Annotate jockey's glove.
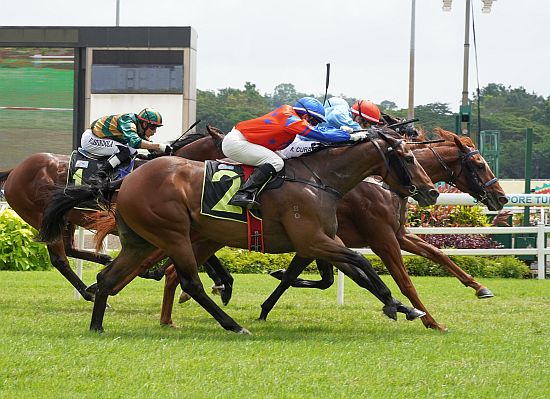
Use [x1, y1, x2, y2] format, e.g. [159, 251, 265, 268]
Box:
[158, 143, 173, 155]
[340, 125, 354, 133]
[349, 132, 368, 142]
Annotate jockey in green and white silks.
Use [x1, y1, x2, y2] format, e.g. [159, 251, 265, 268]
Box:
[80, 108, 171, 180]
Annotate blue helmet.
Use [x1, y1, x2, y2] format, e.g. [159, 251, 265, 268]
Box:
[292, 97, 326, 123]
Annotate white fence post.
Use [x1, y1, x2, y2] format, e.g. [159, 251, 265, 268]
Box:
[536, 221, 546, 279]
[74, 227, 85, 300]
[337, 270, 345, 305]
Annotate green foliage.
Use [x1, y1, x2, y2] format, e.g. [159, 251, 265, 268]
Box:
[407, 203, 490, 228]
[214, 248, 528, 279]
[0, 209, 50, 271]
[471, 83, 550, 179]
[485, 256, 532, 279]
[215, 248, 317, 274]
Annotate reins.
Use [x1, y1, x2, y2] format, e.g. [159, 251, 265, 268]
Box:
[280, 158, 344, 199]
[428, 144, 498, 202]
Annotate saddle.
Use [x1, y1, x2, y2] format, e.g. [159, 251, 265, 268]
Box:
[67, 149, 135, 186]
[66, 149, 135, 211]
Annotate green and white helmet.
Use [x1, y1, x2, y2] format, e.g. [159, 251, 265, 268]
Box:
[137, 108, 163, 126]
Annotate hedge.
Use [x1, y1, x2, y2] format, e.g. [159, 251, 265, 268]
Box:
[0, 208, 51, 271]
[215, 248, 531, 279]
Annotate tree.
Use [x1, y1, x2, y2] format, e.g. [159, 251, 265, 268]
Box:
[272, 83, 298, 107]
[380, 100, 398, 112]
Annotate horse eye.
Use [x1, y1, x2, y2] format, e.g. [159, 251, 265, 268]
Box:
[405, 156, 414, 164]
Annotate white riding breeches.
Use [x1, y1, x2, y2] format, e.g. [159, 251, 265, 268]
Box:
[222, 128, 285, 172]
[80, 129, 137, 157]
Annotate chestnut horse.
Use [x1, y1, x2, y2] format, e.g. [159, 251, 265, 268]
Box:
[0, 128, 227, 301]
[260, 128, 508, 330]
[38, 128, 439, 334]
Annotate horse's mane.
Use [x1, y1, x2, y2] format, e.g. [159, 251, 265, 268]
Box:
[433, 127, 476, 148]
[171, 131, 208, 151]
[171, 125, 225, 153]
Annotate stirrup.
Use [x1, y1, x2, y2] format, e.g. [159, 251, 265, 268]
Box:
[229, 193, 260, 209]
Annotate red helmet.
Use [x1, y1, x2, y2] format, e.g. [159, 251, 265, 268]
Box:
[351, 100, 381, 123]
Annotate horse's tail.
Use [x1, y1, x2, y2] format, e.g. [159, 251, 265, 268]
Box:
[0, 169, 12, 189]
[37, 179, 122, 244]
[86, 210, 118, 253]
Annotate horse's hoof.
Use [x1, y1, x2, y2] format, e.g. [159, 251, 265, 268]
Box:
[85, 283, 97, 295]
[237, 327, 252, 335]
[220, 284, 233, 306]
[160, 322, 178, 329]
[382, 305, 398, 321]
[90, 326, 104, 333]
[269, 269, 286, 280]
[178, 292, 191, 304]
[405, 308, 426, 321]
[476, 287, 494, 299]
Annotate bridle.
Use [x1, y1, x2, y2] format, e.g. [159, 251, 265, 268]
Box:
[370, 134, 420, 198]
[429, 145, 498, 203]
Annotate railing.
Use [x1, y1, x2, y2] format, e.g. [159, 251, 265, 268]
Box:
[334, 223, 550, 305]
[334, 193, 550, 305]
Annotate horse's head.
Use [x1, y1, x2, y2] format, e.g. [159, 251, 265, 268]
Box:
[173, 126, 225, 161]
[427, 128, 508, 211]
[373, 128, 439, 206]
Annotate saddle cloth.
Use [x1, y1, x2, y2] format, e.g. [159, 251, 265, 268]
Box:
[201, 160, 276, 252]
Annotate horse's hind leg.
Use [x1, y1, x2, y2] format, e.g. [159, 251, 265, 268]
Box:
[90, 238, 157, 332]
[63, 223, 112, 265]
[270, 258, 334, 289]
[203, 255, 234, 305]
[167, 240, 249, 334]
[47, 241, 95, 301]
[259, 255, 314, 320]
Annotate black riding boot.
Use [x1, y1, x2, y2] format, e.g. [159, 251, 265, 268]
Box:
[90, 146, 131, 184]
[94, 162, 114, 181]
[229, 163, 277, 209]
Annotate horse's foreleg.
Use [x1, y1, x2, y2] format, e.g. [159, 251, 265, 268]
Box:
[203, 255, 234, 305]
[259, 255, 314, 320]
[297, 236, 399, 319]
[270, 259, 334, 289]
[161, 265, 178, 326]
[137, 249, 169, 281]
[398, 232, 493, 298]
[47, 241, 94, 301]
[370, 239, 447, 331]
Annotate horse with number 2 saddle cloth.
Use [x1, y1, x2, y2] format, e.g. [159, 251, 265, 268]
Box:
[201, 160, 282, 252]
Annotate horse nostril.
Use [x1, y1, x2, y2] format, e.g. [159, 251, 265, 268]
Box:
[498, 195, 509, 205]
[429, 189, 440, 199]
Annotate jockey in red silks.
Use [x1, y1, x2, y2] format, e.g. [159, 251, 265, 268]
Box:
[222, 96, 368, 209]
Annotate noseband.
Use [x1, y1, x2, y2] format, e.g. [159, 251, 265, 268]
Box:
[370, 138, 418, 198]
[429, 146, 498, 202]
